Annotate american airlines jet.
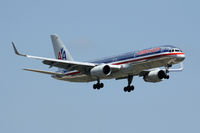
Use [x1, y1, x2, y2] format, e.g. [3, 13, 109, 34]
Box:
[12, 35, 185, 92]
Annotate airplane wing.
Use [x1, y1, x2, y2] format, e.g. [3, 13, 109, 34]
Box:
[12, 42, 96, 73]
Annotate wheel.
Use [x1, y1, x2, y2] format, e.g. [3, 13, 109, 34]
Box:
[100, 83, 104, 88]
[127, 86, 132, 92]
[96, 83, 101, 90]
[131, 86, 135, 91]
[124, 87, 127, 92]
[93, 84, 97, 89]
[97, 84, 100, 89]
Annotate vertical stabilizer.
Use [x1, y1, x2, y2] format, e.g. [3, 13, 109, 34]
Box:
[50, 34, 73, 61]
[50, 34, 73, 73]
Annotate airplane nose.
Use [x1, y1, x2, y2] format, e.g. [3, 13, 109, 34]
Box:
[177, 53, 185, 62]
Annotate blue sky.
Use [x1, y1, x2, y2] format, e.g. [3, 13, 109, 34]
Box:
[1, 0, 200, 133]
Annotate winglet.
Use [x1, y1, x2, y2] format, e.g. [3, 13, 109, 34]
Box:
[12, 42, 26, 56]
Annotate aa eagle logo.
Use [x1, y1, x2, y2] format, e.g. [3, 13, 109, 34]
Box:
[58, 48, 67, 60]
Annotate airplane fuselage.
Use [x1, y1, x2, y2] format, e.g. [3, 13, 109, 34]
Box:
[54, 45, 185, 82]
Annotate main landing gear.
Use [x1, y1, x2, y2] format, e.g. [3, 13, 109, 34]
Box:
[124, 75, 135, 92]
[93, 79, 104, 90]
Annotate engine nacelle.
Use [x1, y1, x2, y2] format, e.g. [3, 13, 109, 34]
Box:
[143, 69, 168, 83]
[90, 64, 111, 78]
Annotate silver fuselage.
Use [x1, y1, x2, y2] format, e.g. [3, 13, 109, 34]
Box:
[53, 45, 185, 82]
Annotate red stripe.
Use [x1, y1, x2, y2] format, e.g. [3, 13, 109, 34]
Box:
[65, 71, 80, 76]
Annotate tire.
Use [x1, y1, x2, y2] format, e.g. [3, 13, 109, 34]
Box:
[100, 83, 104, 88]
[124, 87, 127, 92]
[97, 85, 100, 90]
[93, 84, 97, 89]
[166, 75, 169, 79]
[131, 86, 135, 91]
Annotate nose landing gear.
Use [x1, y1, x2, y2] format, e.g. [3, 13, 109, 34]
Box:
[165, 64, 172, 73]
[165, 64, 172, 79]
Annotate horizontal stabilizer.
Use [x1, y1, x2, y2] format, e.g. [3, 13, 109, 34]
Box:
[23, 68, 65, 76]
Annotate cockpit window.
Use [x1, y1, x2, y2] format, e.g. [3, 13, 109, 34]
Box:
[169, 48, 182, 53]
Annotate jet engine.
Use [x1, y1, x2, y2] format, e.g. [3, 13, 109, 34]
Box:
[90, 64, 121, 78]
[143, 69, 169, 83]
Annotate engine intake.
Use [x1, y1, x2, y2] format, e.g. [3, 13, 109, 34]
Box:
[103, 65, 111, 75]
[157, 70, 167, 79]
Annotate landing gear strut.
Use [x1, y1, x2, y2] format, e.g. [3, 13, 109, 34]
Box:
[165, 64, 172, 79]
[165, 64, 172, 73]
[124, 75, 135, 92]
[93, 79, 104, 90]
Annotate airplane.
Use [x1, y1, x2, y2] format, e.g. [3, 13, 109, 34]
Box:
[12, 35, 185, 92]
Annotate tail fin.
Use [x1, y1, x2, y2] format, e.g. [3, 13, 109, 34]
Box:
[50, 34, 73, 61]
[50, 34, 73, 73]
